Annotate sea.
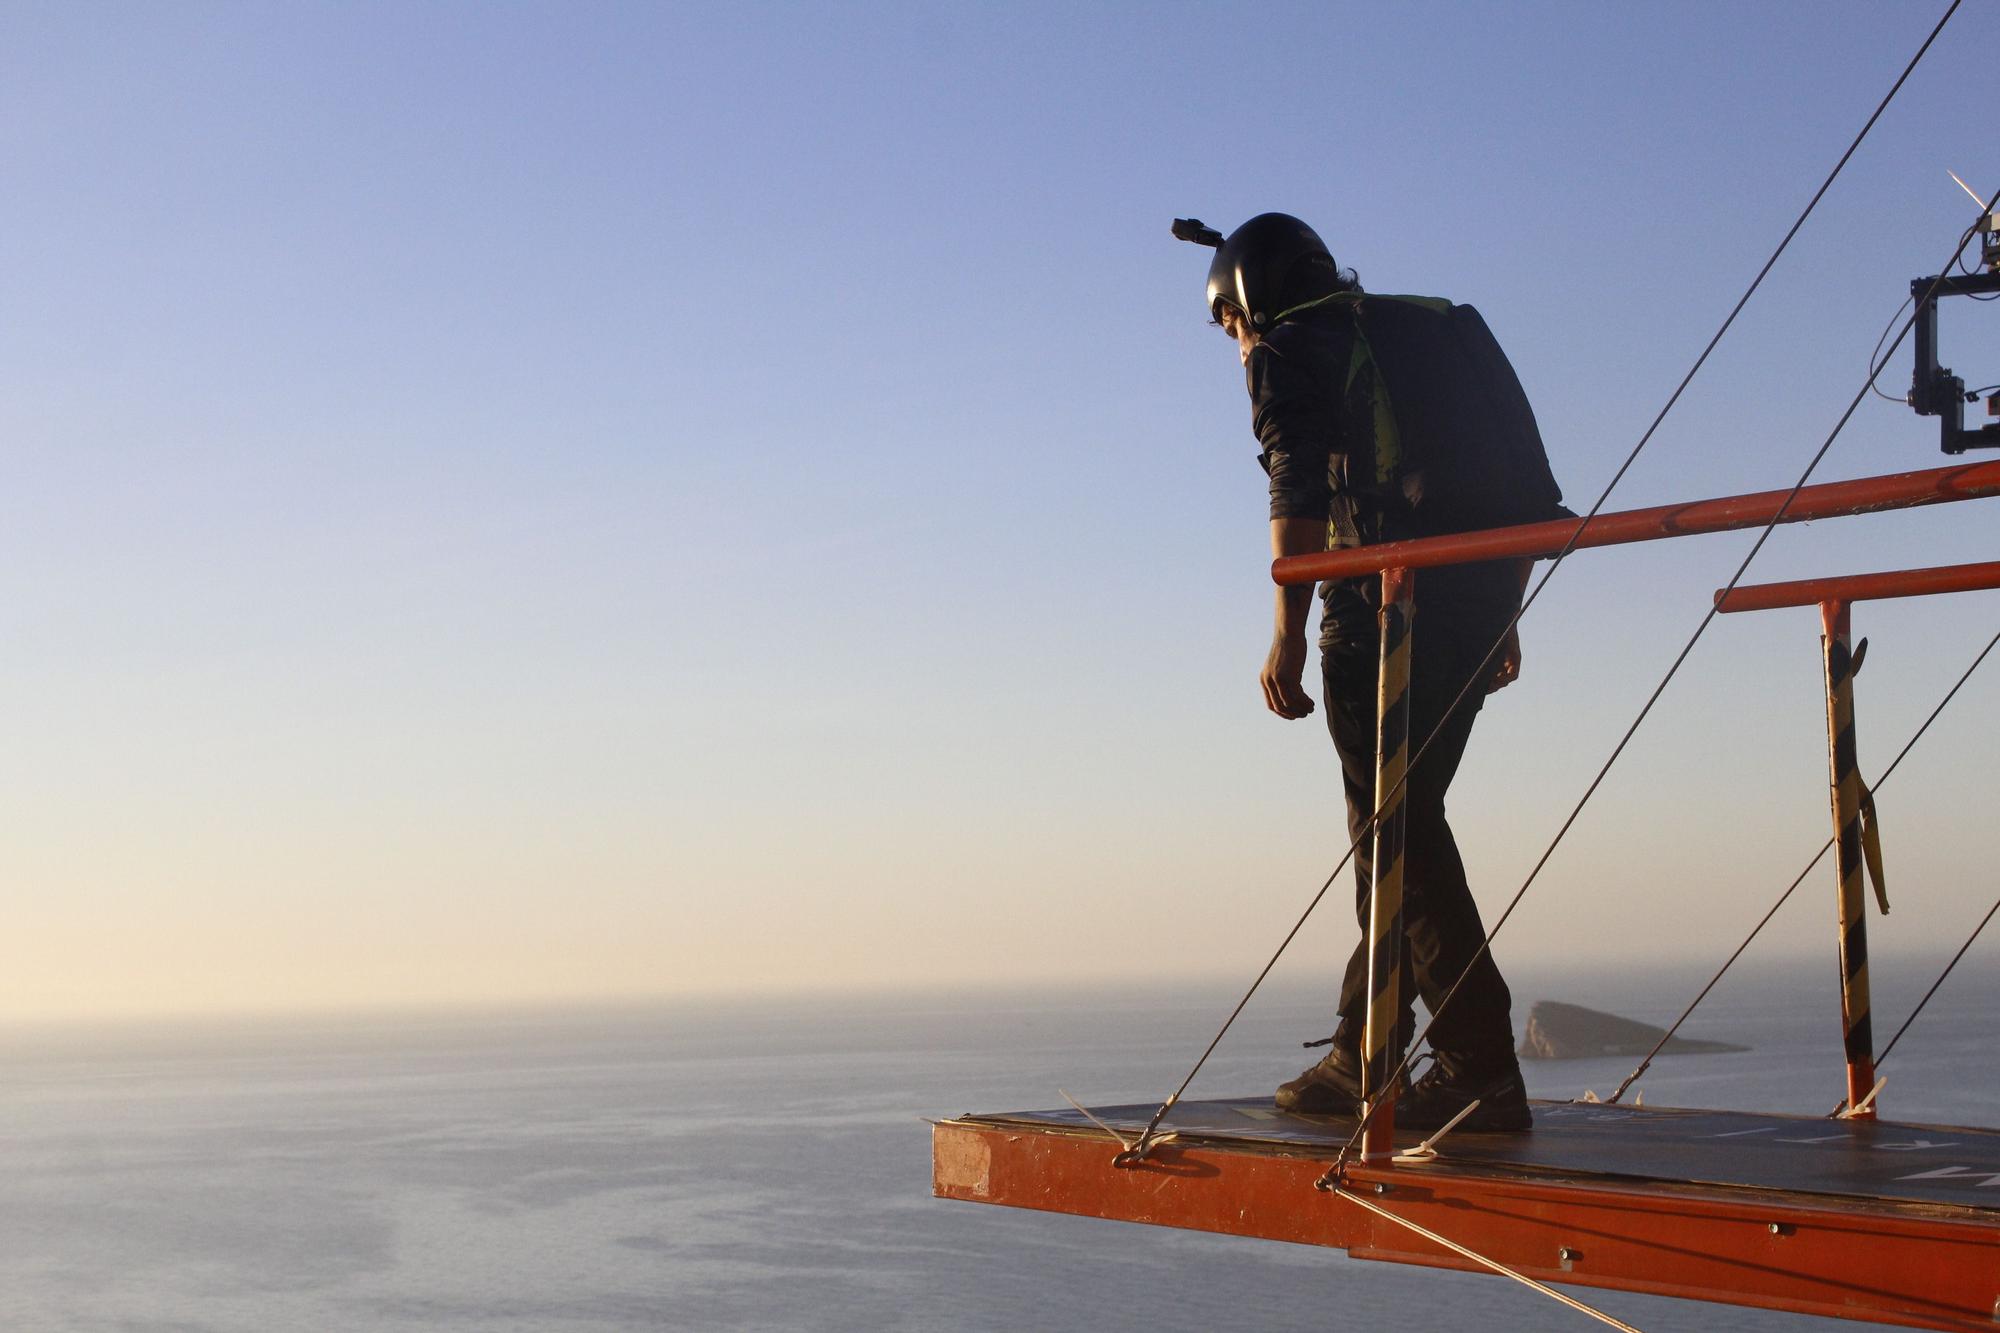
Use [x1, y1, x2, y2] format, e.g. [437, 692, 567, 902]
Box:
[1, 956, 1992, 1332]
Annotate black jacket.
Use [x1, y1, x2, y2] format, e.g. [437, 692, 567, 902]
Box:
[1244, 302, 1522, 638]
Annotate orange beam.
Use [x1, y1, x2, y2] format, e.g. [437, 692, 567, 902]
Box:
[936, 1119, 2000, 1332]
[1716, 559, 2000, 613]
[1272, 461, 2000, 586]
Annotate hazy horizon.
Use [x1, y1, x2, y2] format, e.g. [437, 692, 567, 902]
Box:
[0, 943, 1949, 1036]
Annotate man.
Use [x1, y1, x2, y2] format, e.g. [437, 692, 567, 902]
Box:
[1188, 212, 1561, 1133]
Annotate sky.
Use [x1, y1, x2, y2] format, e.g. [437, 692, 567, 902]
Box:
[3, 1, 1997, 1024]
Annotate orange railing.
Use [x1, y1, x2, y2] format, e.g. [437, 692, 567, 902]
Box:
[1716, 558, 2000, 613]
[1273, 460, 2000, 586]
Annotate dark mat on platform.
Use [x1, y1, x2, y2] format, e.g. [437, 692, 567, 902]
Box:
[971, 1099, 2000, 1212]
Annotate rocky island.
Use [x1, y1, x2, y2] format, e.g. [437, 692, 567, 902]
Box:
[1518, 1000, 1750, 1061]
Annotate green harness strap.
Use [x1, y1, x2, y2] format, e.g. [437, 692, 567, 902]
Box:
[1270, 290, 1452, 548]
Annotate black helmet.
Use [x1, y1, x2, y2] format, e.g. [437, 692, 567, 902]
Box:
[1202, 213, 1343, 329]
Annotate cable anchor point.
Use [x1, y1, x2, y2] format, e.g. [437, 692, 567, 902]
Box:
[1835, 1076, 1888, 1120]
[1313, 1144, 1356, 1193]
[1391, 1099, 1483, 1165]
[1060, 1090, 1180, 1168]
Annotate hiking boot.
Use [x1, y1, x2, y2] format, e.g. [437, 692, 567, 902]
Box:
[1276, 1046, 1361, 1116]
[1394, 1052, 1533, 1133]
[1275, 1044, 1372, 1116]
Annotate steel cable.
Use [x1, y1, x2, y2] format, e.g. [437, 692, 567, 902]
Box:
[1333, 1186, 1650, 1332]
[1872, 895, 2000, 1072]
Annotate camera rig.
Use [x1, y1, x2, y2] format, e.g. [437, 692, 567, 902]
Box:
[1909, 208, 2000, 453]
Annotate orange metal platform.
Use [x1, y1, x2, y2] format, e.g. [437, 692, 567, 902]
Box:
[934, 1099, 2000, 1331]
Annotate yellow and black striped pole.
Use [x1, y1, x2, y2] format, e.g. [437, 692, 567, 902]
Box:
[1820, 598, 1877, 1119]
[1361, 566, 1414, 1162]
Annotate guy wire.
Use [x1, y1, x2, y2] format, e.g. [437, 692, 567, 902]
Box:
[1872, 894, 2000, 1072]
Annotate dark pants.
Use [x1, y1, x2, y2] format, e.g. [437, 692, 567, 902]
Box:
[1322, 580, 1517, 1068]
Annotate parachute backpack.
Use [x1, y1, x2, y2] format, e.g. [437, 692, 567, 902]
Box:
[1299, 289, 1571, 540]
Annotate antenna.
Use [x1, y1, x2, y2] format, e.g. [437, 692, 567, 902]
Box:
[1947, 172, 2000, 273]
